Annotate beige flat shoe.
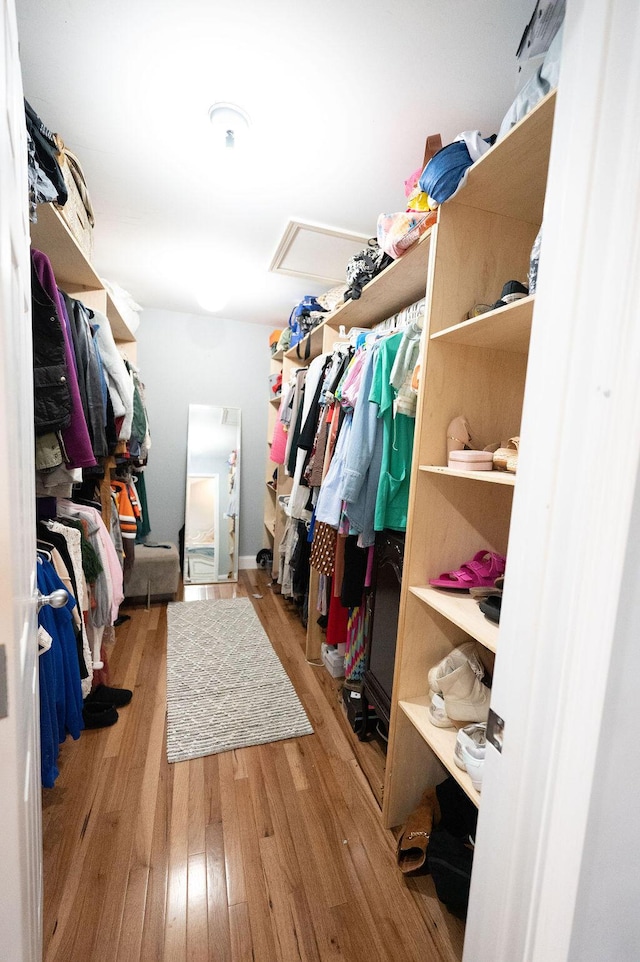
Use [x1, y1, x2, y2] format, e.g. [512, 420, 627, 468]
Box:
[493, 437, 519, 472]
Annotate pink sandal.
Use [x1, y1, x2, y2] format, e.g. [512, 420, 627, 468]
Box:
[429, 550, 506, 591]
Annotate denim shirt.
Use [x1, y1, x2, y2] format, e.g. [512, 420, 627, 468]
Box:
[339, 344, 384, 547]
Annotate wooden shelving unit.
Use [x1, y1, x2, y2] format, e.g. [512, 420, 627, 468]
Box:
[268, 226, 436, 662]
[30, 201, 138, 527]
[30, 202, 136, 346]
[283, 228, 434, 367]
[383, 90, 556, 829]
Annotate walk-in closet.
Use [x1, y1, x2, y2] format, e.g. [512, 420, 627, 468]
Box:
[2, 2, 640, 961]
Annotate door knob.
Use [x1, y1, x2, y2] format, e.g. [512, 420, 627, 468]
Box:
[37, 589, 68, 612]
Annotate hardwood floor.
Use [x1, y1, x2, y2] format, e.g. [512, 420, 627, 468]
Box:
[42, 569, 465, 962]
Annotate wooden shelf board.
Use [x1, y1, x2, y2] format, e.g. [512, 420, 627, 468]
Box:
[454, 90, 556, 224]
[265, 482, 277, 493]
[284, 323, 325, 364]
[272, 349, 284, 361]
[269, 395, 282, 406]
[30, 203, 135, 343]
[399, 697, 480, 808]
[420, 465, 516, 487]
[30, 202, 101, 288]
[430, 296, 534, 353]
[409, 585, 498, 653]
[326, 229, 432, 331]
[283, 229, 433, 363]
[105, 291, 136, 343]
[264, 520, 275, 536]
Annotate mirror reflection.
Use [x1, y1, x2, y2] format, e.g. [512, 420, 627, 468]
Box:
[184, 404, 241, 583]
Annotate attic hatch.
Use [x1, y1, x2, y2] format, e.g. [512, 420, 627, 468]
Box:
[269, 219, 370, 285]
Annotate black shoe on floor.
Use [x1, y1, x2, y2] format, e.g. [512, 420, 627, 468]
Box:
[86, 684, 133, 708]
[82, 702, 119, 729]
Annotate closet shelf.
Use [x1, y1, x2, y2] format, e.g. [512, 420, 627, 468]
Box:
[420, 466, 516, 486]
[272, 349, 284, 361]
[399, 697, 480, 808]
[264, 519, 275, 536]
[454, 89, 556, 224]
[284, 323, 325, 364]
[325, 229, 433, 332]
[283, 228, 433, 365]
[269, 395, 282, 406]
[30, 202, 135, 343]
[409, 586, 498, 653]
[430, 296, 534, 354]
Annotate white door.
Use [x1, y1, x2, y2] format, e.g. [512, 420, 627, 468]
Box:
[463, 1, 640, 960]
[0, 1, 43, 960]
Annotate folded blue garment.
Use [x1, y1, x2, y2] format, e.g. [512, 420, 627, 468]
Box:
[418, 140, 473, 205]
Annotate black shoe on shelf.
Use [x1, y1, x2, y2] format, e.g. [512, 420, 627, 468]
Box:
[491, 279, 529, 310]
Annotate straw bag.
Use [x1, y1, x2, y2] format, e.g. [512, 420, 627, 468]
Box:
[54, 135, 95, 260]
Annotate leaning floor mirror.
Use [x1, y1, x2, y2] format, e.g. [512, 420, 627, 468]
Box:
[183, 404, 241, 584]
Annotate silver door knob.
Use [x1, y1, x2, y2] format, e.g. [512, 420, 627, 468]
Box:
[37, 589, 68, 612]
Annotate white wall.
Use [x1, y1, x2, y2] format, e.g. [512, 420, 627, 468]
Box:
[134, 308, 268, 562]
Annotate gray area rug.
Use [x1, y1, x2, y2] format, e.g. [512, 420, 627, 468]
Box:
[166, 597, 313, 762]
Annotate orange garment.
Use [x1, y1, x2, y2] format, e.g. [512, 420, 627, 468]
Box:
[110, 480, 140, 539]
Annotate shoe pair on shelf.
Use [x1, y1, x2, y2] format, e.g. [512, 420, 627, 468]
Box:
[446, 416, 520, 474]
[430, 549, 506, 591]
[82, 684, 133, 729]
[470, 575, 504, 625]
[428, 641, 491, 730]
[454, 723, 486, 792]
[465, 279, 529, 319]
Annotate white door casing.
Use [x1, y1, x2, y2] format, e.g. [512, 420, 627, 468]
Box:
[464, 2, 640, 960]
[0, 1, 42, 960]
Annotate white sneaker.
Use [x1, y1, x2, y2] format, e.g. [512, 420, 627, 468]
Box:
[428, 641, 485, 695]
[454, 723, 486, 792]
[428, 691, 454, 729]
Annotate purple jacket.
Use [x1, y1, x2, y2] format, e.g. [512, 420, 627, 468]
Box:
[31, 249, 96, 468]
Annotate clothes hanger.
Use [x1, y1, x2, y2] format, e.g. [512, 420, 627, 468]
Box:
[36, 540, 53, 562]
[71, 496, 102, 510]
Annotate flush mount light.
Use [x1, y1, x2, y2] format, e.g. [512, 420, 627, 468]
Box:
[207, 102, 251, 150]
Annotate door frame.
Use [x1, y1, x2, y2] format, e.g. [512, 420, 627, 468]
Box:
[0, 0, 42, 959]
[464, 2, 640, 959]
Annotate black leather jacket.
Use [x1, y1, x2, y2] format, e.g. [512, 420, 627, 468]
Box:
[31, 259, 72, 436]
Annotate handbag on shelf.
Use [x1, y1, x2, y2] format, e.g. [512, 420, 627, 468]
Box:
[54, 134, 95, 259]
[288, 295, 328, 357]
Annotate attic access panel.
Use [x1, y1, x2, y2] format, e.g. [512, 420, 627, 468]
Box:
[269, 219, 370, 286]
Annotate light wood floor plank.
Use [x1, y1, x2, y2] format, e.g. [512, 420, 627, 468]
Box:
[229, 902, 253, 962]
[218, 751, 247, 907]
[204, 820, 232, 962]
[234, 773, 279, 962]
[139, 738, 170, 962]
[164, 760, 190, 960]
[186, 852, 209, 962]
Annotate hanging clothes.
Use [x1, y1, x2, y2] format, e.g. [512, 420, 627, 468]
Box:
[369, 330, 415, 532]
[31, 248, 96, 468]
[340, 342, 384, 548]
[37, 554, 85, 788]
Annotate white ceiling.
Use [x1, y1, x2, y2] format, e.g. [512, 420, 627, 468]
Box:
[16, 0, 534, 327]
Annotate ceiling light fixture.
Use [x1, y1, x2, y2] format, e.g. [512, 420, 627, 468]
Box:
[207, 102, 251, 150]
